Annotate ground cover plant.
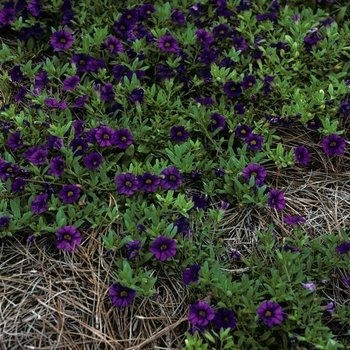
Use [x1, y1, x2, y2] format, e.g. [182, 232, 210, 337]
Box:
[1, 0, 350, 349]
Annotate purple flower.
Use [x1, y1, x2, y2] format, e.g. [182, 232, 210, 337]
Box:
[306, 117, 321, 130]
[13, 86, 27, 102]
[109, 282, 136, 307]
[120, 8, 139, 25]
[0, 8, 16, 25]
[116, 173, 138, 195]
[195, 97, 215, 106]
[137, 223, 148, 232]
[241, 75, 256, 89]
[9, 66, 23, 82]
[268, 189, 286, 211]
[213, 24, 229, 39]
[11, 177, 26, 192]
[0, 216, 11, 228]
[224, 81, 242, 98]
[50, 30, 74, 52]
[242, 163, 266, 186]
[192, 193, 207, 210]
[196, 29, 214, 46]
[126, 240, 142, 260]
[28, 148, 48, 165]
[150, 236, 177, 261]
[292, 14, 300, 22]
[170, 126, 189, 142]
[158, 35, 179, 53]
[8, 131, 24, 149]
[170, 9, 185, 25]
[27, 235, 36, 243]
[232, 37, 248, 51]
[44, 98, 67, 109]
[71, 54, 93, 73]
[257, 301, 284, 327]
[28, 0, 43, 16]
[236, 124, 252, 139]
[105, 36, 124, 55]
[213, 308, 237, 330]
[100, 83, 115, 102]
[215, 168, 226, 177]
[301, 282, 316, 292]
[323, 302, 335, 316]
[70, 138, 88, 156]
[73, 120, 84, 138]
[174, 215, 191, 235]
[95, 126, 115, 147]
[245, 133, 263, 151]
[0, 161, 19, 179]
[183, 264, 201, 285]
[59, 184, 81, 204]
[139, 4, 156, 18]
[322, 134, 346, 156]
[188, 301, 215, 326]
[62, 75, 80, 91]
[284, 215, 306, 226]
[48, 155, 66, 177]
[72, 94, 89, 108]
[112, 128, 134, 149]
[200, 48, 218, 66]
[234, 103, 246, 115]
[137, 172, 160, 192]
[160, 166, 183, 190]
[128, 88, 144, 105]
[83, 152, 103, 169]
[294, 146, 311, 166]
[335, 242, 350, 254]
[34, 71, 48, 89]
[56, 226, 82, 251]
[31, 193, 49, 214]
[210, 112, 226, 131]
[231, 250, 242, 260]
[342, 275, 350, 286]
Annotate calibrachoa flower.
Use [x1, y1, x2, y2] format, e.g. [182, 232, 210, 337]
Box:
[128, 88, 144, 105]
[28, 148, 48, 165]
[170, 126, 189, 142]
[116, 173, 138, 195]
[223, 81, 242, 98]
[192, 193, 207, 210]
[321, 134, 346, 156]
[11, 177, 26, 192]
[112, 128, 134, 149]
[70, 138, 88, 155]
[126, 240, 142, 260]
[83, 152, 103, 169]
[62, 75, 80, 91]
[342, 275, 350, 286]
[268, 189, 286, 211]
[284, 215, 306, 225]
[301, 282, 316, 292]
[294, 146, 311, 166]
[183, 264, 201, 285]
[44, 98, 67, 109]
[231, 250, 242, 260]
[56, 226, 82, 251]
[158, 35, 179, 53]
[109, 282, 136, 307]
[160, 166, 183, 190]
[0, 216, 11, 228]
[257, 301, 284, 327]
[236, 124, 252, 138]
[100, 83, 115, 102]
[95, 126, 115, 147]
[242, 164, 266, 186]
[48, 155, 66, 177]
[188, 301, 215, 326]
[8, 131, 24, 149]
[210, 112, 226, 131]
[59, 184, 81, 204]
[323, 302, 335, 316]
[105, 36, 124, 55]
[150, 236, 177, 261]
[242, 75, 256, 89]
[137, 172, 160, 192]
[213, 308, 237, 330]
[50, 30, 74, 51]
[245, 133, 264, 151]
[9, 65, 23, 82]
[31, 193, 49, 214]
[335, 241, 350, 254]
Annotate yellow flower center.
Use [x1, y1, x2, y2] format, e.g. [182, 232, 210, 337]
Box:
[67, 191, 74, 197]
[79, 60, 85, 65]
[64, 234, 72, 241]
[250, 140, 257, 145]
[160, 244, 167, 251]
[212, 120, 217, 124]
[248, 82, 253, 86]
[6, 167, 12, 172]
[146, 179, 152, 184]
[103, 134, 110, 139]
[199, 311, 206, 317]
[219, 30, 224, 34]
[176, 131, 183, 136]
[120, 291, 128, 297]
[169, 175, 176, 181]
[330, 142, 336, 147]
[251, 172, 257, 177]
[121, 136, 127, 142]
[265, 311, 272, 317]
[125, 181, 132, 187]
[165, 42, 171, 47]
[60, 38, 66, 43]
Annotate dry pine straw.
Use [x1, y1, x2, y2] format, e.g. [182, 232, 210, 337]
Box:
[1, 127, 350, 349]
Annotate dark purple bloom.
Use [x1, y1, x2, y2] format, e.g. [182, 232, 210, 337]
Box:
[44, 98, 67, 109]
[301, 282, 316, 292]
[170, 9, 185, 25]
[322, 302, 335, 316]
[200, 69, 213, 83]
[150, 236, 177, 261]
[232, 37, 248, 51]
[174, 215, 191, 235]
[8, 131, 24, 149]
[46, 135, 63, 150]
[292, 14, 300, 22]
[62, 75, 80, 91]
[48, 155, 66, 177]
[137, 223, 148, 232]
[213, 308, 237, 330]
[188, 301, 215, 326]
[11, 177, 26, 192]
[210, 112, 226, 131]
[257, 301, 284, 327]
[200, 48, 218, 66]
[335, 242, 350, 254]
[27, 235, 36, 243]
[322, 134, 346, 156]
[192, 193, 207, 210]
[28, 148, 48, 165]
[268, 189, 286, 211]
[342, 275, 350, 286]
[28, 0, 43, 16]
[306, 117, 321, 130]
[0, 161, 19, 178]
[0, 7, 16, 25]
[139, 4, 156, 18]
[9, 66, 23, 82]
[242, 164, 266, 186]
[220, 57, 237, 70]
[215, 168, 226, 177]
[183, 264, 201, 285]
[126, 240, 142, 260]
[0, 216, 11, 228]
[192, 169, 201, 179]
[158, 35, 179, 53]
[31, 193, 49, 214]
[72, 94, 89, 108]
[231, 250, 242, 260]
[72, 120, 84, 138]
[195, 97, 215, 106]
[34, 71, 48, 89]
[83, 152, 103, 169]
[116, 173, 139, 195]
[234, 103, 246, 115]
[236, 0, 253, 11]
[112, 128, 133, 149]
[59, 184, 81, 204]
[213, 24, 229, 39]
[137, 172, 160, 192]
[120, 8, 139, 25]
[294, 146, 311, 166]
[242, 75, 256, 89]
[223, 81, 242, 98]
[13, 86, 27, 102]
[160, 166, 183, 190]
[170, 126, 189, 142]
[70, 138, 88, 156]
[100, 83, 115, 102]
[245, 133, 263, 151]
[95, 126, 115, 147]
[56, 226, 82, 251]
[109, 282, 136, 307]
[196, 29, 214, 46]
[338, 100, 350, 119]
[269, 0, 280, 11]
[284, 215, 306, 225]
[106, 36, 124, 55]
[71, 54, 93, 73]
[50, 30, 74, 52]
[128, 88, 144, 105]
[236, 124, 252, 139]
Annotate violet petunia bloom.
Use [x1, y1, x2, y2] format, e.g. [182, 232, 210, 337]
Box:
[192, 193, 207, 210]
[34, 71, 48, 89]
[11, 177, 26, 193]
[338, 100, 350, 118]
[268, 189, 286, 211]
[158, 35, 179, 53]
[234, 103, 246, 115]
[128, 88, 144, 105]
[301, 282, 316, 292]
[342, 275, 350, 286]
[28, 148, 48, 165]
[71, 53, 93, 73]
[50, 30, 74, 51]
[245, 133, 264, 151]
[170, 126, 189, 142]
[294, 146, 311, 166]
[0, 216, 11, 228]
[8, 131, 24, 149]
[242, 75, 256, 89]
[9, 66, 23, 82]
[183, 264, 201, 285]
[28, 0, 43, 16]
[83, 152, 103, 169]
[0, 7, 16, 25]
[105, 36, 124, 55]
[335, 241, 350, 254]
[112, 128, 134, 149]
[72, 94, 89, 108]
[62, 75, 80, 91]
[210, 112, 226, 131]
[213, 24, 229, 39]
[321, 134, 346, 156]
[95, 126, 115, 147]
[257, 301, 284, 327]
[242, 164, 266, 186]
[213, 308, 237, 330]
[31, 193, 49, 214]
[160, 166, 183, 190]
[115, 173, 138, 195]
[48, 155, 66, 177]
[223, 81, 242, 98]
[188, 301, 215, 327]
[232, 37, 248, 51]
[44, 98, 67, 109]
[137, 172, 160, 192]
[126, 240, 142, 260]
[109, 282, 136, 307]
[150, 236, 177, 261]
[323, 302, 335, 316]
[139, 4, 156, 18]
[284, 215, 306, 225]
[100, 83, 115, 102]
[70, 138, 88, 156]
[196, 29, 214, 46]
[170, 10, 185, 25]
[56, 226, 82, 251]
[59, 184, 81, 204]
[13, 86, 27, 102]
[236, 124, 252, 139]
[231, 250, 242, 260]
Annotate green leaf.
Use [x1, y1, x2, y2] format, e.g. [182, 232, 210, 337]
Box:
[10, 200, 21, 218]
